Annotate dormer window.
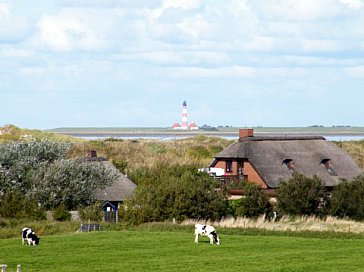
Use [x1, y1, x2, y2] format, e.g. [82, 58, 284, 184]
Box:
[283, 159, 295, 173]
[321, 159, 337, 176]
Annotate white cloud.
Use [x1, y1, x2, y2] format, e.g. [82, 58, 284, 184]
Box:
[0, 2, 30, 42]
[252, 0, 342, 21]
[340, 0, 364, 9]
[345, 65, 364, 78]
[19, 67, 44, 76]
[167, 65, 255, 79]
[33, 9, 111, 52]
[162, 0, 201, 10]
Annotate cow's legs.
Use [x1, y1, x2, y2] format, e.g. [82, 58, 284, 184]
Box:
[194, 233, 199, 243]
[208, 234, 214, 244]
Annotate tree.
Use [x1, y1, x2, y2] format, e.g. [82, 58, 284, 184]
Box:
[330, 175, 364, 220]
[122, 164, 227, 224]
[276, 173, 328, 217]
[236, 183, 271, 218]
[0, 190, 46, 220]
[0, 140, 71, 194]
[29, 160, 118, 209]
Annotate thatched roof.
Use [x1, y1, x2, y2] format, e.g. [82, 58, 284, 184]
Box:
[212, 136, 362, 188]
[92, 161, 136, 202]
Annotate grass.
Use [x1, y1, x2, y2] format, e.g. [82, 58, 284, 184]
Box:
[2, 228, 364, 272]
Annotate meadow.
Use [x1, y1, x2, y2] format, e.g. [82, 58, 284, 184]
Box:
[2, 228, 364, 272]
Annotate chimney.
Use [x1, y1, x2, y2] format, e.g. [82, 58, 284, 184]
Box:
[85, 150, 97, 158]
[239, 129, 254, 140]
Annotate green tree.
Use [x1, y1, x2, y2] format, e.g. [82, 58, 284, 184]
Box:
[276, 173, 328, 217]
[330, 175, 364, 220]
[30, 160, 118, 209]
[122, 164, 227, 224]
[0, 190, 46, 220]
[236, 183, 271, 218]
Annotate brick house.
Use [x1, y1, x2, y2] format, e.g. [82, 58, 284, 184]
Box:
[210, 129, 362, 195]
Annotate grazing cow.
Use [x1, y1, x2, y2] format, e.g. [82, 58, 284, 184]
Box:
[22, 227, 40, 246]
[194, 224, 220, 245]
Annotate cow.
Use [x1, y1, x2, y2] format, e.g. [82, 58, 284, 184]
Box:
[22, 227, 40, 246]
[194, 224, 220, 245]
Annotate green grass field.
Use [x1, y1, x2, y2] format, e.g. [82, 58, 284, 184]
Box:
[1, 230, 364, 272]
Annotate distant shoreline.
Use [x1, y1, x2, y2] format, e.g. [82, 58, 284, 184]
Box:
[48, 128, 364, 140]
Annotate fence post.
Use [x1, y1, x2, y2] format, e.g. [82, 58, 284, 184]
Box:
[0, 264, 7, 272]
[17, 265, 22, 272]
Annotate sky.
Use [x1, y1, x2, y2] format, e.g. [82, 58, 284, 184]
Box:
[1, 0, 364, 129]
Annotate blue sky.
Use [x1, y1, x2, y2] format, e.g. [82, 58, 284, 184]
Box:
[1, 0, 364, 129]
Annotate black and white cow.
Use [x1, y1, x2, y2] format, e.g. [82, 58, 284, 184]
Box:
[22, 227, 40, 246]
[194, 224, 220, 245]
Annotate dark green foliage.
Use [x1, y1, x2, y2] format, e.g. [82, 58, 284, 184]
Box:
[78, 201, 103, 221]
[330, 174, 364, 220]
[236, 183, 271, 218]
[122, 164, 227, 224]
[53, 205, 71, 221]
[0, 191, 46, 220]
[276, 173, 328, 217]
[30, 159, 118, 209]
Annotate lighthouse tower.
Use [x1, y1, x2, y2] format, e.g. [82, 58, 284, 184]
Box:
[181, 100, 188, 129]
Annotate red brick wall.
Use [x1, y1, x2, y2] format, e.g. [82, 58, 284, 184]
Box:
[213, 159, 268, 189]
[243, 161, 267, 189]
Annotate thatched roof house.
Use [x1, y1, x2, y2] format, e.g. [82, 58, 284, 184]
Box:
[81, 151, 136, 211]
[210, 129, 362, 193]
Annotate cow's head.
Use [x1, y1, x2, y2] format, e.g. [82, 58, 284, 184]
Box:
[32, 237, 40, 246]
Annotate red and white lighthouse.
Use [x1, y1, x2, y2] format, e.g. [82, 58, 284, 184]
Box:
[171, 101, 198, 130]
[181, 100, 188, 129]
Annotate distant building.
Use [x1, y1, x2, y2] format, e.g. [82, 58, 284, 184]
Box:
[188, 122, 199, 130]
[172, 101, 199, 130]
[171, 122, 181, 129]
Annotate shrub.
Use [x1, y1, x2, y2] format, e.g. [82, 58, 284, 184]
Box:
[0, 190, 46, 220]
[236, 183, 271, 218]
[276, 173, 328, 217]
[53, 205, 71, 221]
[122, 164, 227, 224]
[330, 174, 364, 220]
[30, 159, 118, 210]
[79, 202, 103, 222]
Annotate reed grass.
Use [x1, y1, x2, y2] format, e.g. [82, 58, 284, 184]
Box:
[183, 215, 364, 234]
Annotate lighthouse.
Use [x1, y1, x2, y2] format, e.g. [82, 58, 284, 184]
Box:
[171, 101, 198, 130]
[181, 100, 188, 129]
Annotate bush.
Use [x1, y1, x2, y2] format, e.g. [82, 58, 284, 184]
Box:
[121, 164, 227, 224]
[30, 159, 118, 209]
[79, 202, 103, 222]
[330, 174, 364, 220]
[53, 205, 71, 221]
[236, 183, 271, 218]
[276, 173, 328, 217]
[0, 190, 46, 220]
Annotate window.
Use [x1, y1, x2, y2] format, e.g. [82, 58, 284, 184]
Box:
[283, 159, 295, 173]
[321, 159, 337, 176]
[226, 160, 233, 172]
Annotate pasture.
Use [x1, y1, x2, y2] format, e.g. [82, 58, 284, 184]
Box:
[1, 229, 364, 271]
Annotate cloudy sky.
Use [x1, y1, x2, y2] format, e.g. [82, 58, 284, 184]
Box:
[1, 0, 364, 129]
